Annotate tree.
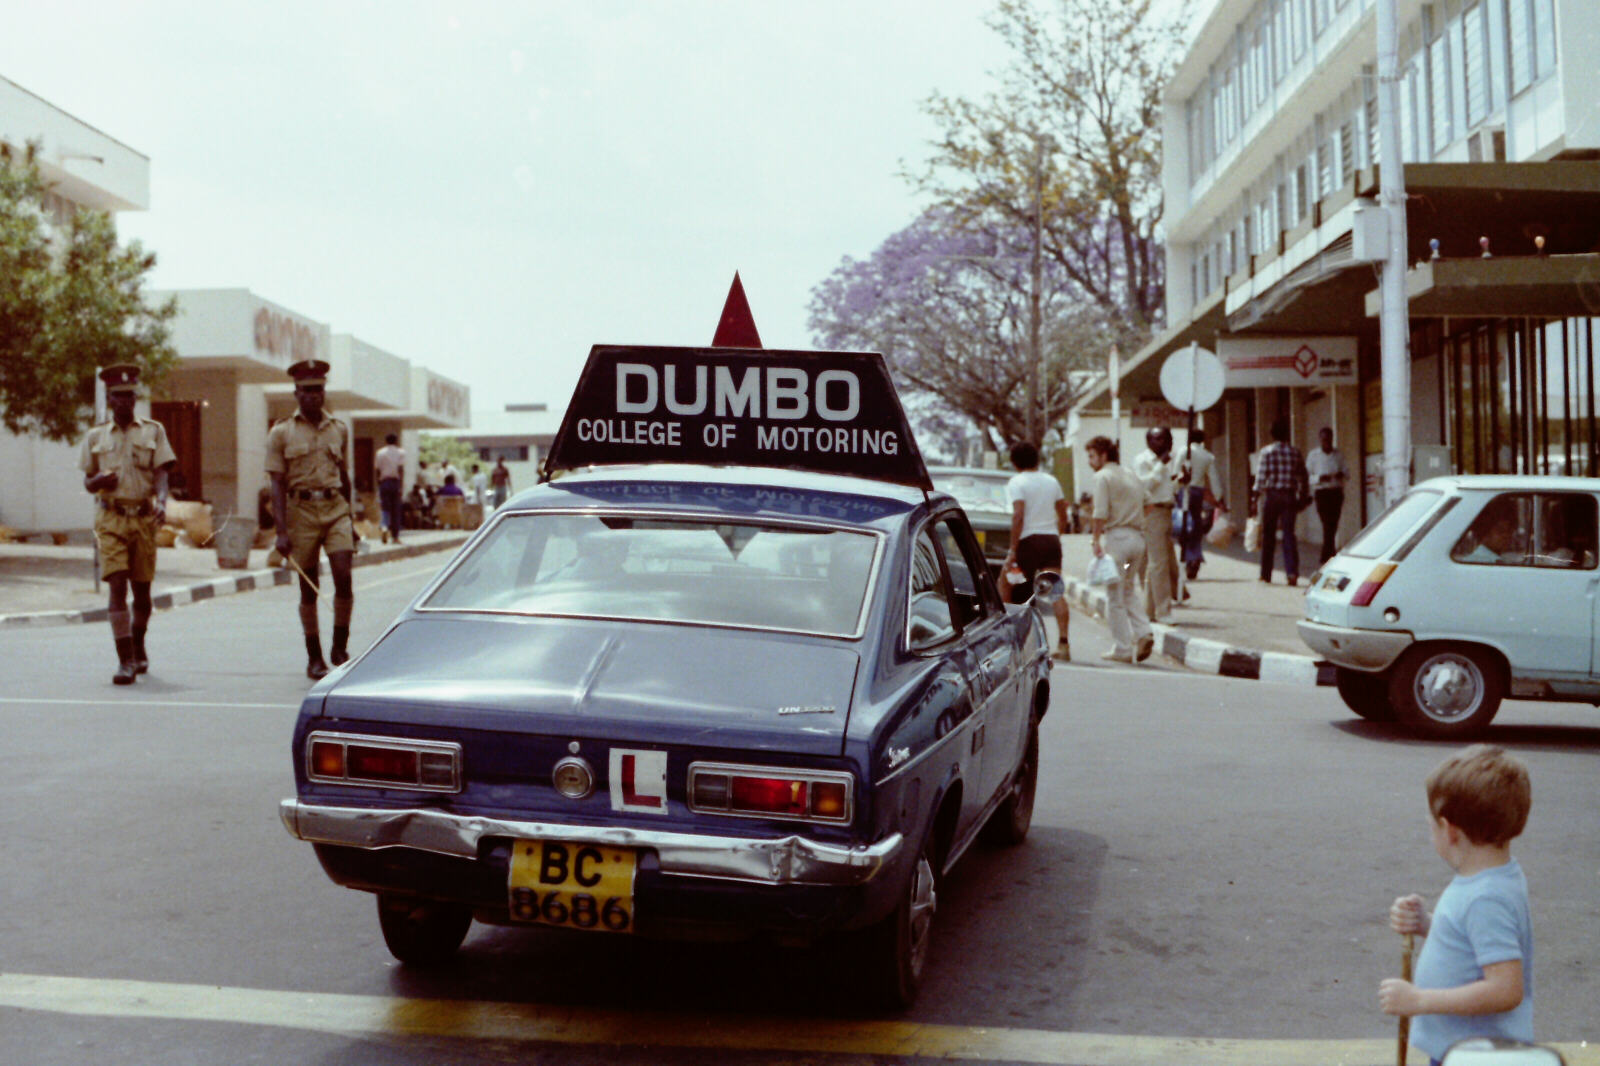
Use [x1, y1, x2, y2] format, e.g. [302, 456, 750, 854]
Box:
[907, 0, 1190, 341]
[419, 434, 480, 474]
[0, 143, 177, 442]
[809, 207, 1115, 450]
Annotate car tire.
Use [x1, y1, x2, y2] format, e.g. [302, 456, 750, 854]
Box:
[981, 722, 1038, 846]
[1334, 667, 1397, 722]
[858, 830, 938, 1011]
[376, 893, 473, 965]
[1388, 644, 1504, 738]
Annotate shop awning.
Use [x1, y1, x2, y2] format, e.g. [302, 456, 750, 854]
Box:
[1364, 253, 1600, 318]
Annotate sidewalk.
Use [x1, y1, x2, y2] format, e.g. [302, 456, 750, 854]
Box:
[1058, 531, 1335, 686]
[0, 530, 470, 627]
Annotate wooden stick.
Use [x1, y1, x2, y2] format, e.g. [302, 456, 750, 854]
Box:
[1398, 932, 1415, 1066]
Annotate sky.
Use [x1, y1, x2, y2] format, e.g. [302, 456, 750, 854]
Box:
[3, 1, 1020, 413]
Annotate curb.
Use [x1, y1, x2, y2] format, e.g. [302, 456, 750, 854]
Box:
[1062, 574, 1335, 687]
[0, 535, 470, 629]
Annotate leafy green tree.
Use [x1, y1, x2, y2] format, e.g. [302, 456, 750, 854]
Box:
[0, 142, 176, 441]
[906, 0, 1190, 341]
[419, 434, 481, 473]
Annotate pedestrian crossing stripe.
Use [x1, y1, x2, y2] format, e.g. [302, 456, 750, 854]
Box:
[2, 973, 1594, 1065]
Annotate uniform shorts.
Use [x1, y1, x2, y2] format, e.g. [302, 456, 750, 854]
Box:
[95, 509, 158, 583]
[288, 496, 355, 573]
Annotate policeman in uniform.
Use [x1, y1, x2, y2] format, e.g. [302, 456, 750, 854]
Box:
[79, 364, 177, 685]
[266, 359, 356, 680]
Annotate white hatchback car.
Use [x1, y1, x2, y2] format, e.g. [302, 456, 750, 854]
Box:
[1299, 475, 1600, 737]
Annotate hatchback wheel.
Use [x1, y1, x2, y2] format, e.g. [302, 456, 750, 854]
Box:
[1335, 667, 1396, 722]
[982, 723, 1038, 846]
[1388, 645, 1503, 737]
[377, 894, 473, 965]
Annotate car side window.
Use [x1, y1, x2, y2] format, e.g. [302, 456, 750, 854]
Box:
[1449, 493, 1532, 566]
[934, 514, 994, 626]
[907, 528, 957, 650]
[1533, 493, 1598, 569]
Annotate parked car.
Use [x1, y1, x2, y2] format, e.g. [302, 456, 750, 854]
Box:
[927, 466, 1014, 577]
[279, 344, 1063, 1009]
[1299, 475, 1600, 736]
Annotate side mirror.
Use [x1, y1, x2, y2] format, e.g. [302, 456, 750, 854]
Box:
[1441, 1038, 1566, 1066]
[1031, 571, 1064, 606]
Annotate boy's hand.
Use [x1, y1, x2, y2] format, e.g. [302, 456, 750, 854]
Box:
[1390, 894, 1429, 936]
[1378, 977, 1423, 1017]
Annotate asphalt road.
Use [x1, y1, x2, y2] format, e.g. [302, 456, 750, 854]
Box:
[2, 556, 1596, 1065]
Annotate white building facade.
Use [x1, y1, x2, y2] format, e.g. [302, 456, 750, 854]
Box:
[1078, 0, 1599, 545]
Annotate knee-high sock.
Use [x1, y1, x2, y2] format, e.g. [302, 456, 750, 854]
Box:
[333, 595, 353, 629]
[298, 602, 319, 637]
[109, 608, 132, 640]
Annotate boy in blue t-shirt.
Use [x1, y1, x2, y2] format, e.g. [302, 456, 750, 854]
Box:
[1379, 744, 1534, 1065]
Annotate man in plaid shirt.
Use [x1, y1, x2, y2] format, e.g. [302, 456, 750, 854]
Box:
[1254, 418, 1310, 584]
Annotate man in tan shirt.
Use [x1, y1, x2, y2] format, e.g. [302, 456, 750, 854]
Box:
[266, 359, 355, 680]
[1088, 435, 1153, 663]
[80, 364, 178, 685]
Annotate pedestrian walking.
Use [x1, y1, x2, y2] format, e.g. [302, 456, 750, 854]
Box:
[1176, 429, 1227, 580]
[1308, 426, 1348, 563]
[1254, 418, 1310, 585]
[1132, 427, 1181, 620]
[1087, 435, 1154, 664]
[79, 364, 177, 685]
[469, 463, 488, 507]
[267, 359, 357, 680]
[490, 457, 512, 509]
[1001, 442, 1071, 661]
[374, 433, 405, 545]
[1379, 744, 1535, 1063]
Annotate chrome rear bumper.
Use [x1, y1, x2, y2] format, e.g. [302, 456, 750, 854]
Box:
[280, 799, 900, 886]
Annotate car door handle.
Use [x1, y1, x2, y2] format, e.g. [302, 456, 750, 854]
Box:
[981, 651, 1009, 672]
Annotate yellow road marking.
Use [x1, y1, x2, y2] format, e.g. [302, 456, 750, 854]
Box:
[3, 973, 1594, 1065]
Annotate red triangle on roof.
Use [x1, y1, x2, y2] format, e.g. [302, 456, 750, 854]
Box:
[711, 272, 763, 348]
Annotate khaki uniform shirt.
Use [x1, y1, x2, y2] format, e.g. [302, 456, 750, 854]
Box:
[1092, 461, 1147, 533]
[265, 410, 349, 492]
[78, 417, 177, 503]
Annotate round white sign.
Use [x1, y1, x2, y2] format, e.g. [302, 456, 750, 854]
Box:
[1159, 346, 1225, 412]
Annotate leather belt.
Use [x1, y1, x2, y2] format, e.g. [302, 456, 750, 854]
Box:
[99, 499, 152, 517]
[294, 488, 342, 501]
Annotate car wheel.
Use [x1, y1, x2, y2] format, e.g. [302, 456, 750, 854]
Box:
[858, 832, 938, 1010]
[1334, 667, 1397, 722]
[981, 723, 1038, 846]
[1388, 644, 1504, 738]
[376, 893, 473, 965]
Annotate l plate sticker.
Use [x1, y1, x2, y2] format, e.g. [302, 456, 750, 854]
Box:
[609, 748, 668, 813]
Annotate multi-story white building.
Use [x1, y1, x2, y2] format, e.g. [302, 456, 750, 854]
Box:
[0, 78, 470, 536]
[1077, 0, 1598, 542]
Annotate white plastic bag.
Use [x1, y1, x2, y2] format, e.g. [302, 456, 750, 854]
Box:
[1086, 553, 1120, 587]
[1244, 515, 1262, 553]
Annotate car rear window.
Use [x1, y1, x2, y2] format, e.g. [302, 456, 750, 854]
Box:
[931, 473, 1011, 510]
[1339, 489, 1445, 560]
[422, 512, 880, 636]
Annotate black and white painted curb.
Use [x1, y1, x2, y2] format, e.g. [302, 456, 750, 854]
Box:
[0, 535, 469, 629]
[1062, 574, 1335, 686]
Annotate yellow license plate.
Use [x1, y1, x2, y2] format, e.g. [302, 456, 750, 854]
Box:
[508, 840, 637, 933]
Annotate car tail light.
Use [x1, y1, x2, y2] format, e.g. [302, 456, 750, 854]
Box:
[688, 762, 852, 823]
[306, 731, 461, 793]
[1350, 562, 1398, 607]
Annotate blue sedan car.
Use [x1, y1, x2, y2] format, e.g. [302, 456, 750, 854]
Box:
[280, 344, 1059, 1008]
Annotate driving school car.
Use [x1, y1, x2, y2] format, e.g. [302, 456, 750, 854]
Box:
[1299, 475, 1600, 737]
[280, 341, 1062, 1008]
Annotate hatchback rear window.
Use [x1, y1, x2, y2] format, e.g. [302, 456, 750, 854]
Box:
[1339, 489, 1444, 559]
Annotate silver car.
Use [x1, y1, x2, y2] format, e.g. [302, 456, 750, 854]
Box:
[1299, 475, 1599, 736]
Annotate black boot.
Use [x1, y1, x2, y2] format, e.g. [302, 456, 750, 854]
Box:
[113, 636, 138, 685]
[305, 634, 330, 681]
[330, 625, 350, 667]
[131, 627, 150, 675]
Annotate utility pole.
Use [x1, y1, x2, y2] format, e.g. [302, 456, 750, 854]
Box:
[1377, 0, 1411, 505]
[1028, 134, 1044, 448]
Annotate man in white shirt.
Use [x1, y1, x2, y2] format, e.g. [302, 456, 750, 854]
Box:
[1307, 426, 1348, 564]
[1176, 429, 1227, 579]
[1088, 435, 1154, 663]
[1002, 442, 1071, 661]
[373, 433, 406, 544]
[1132, 427, 1181, 621]
[469, 463, 489, 507]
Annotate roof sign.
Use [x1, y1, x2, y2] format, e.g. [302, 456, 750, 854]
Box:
[543, 345, 932, 490]
[711, 272, 763, 349]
